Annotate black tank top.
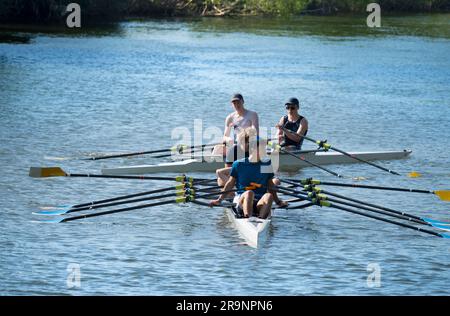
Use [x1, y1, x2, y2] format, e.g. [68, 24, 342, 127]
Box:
[282, 115, 308, 148]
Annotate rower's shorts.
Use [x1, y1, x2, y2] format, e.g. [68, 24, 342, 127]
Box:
[233, 194, 260, 217]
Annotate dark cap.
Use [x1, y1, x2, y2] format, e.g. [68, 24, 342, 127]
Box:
[285, 97, 299, 107]
[231, 93, 244, 102]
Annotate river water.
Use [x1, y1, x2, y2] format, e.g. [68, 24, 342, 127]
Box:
[0, 14, 449, 295]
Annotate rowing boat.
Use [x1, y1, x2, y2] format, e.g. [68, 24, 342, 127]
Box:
[101, 149, 412, 175]
[225, 206, 272, 248]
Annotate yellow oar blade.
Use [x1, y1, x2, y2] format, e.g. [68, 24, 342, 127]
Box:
[408, 171, 422, 178]
[435, 190, 450, 202]
[29, 167, 67, 178]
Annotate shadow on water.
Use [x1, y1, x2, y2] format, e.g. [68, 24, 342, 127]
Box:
[0, 22, 125, 43]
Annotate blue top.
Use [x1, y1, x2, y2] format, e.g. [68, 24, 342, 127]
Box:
[230, 158, 274, 199]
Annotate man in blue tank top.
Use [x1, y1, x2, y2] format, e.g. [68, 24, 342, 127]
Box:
[209, 127, 286, 218]
[276, 97, 309, 150]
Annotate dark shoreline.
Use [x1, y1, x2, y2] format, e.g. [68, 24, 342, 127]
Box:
[1, 0, 449, 26]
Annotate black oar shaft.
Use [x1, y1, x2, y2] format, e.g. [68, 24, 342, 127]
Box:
[281, 179, 428, 224]
[72, 186, 180, 208]
[67, 191, 185, 213]
[68, 186, 220, 213]
[330, 147, 400, 176]
[320, 190, 427, 224]
[62, 199, 178, 222]
[86, 143, 220, 161]
[67, 173, 211, 182]
[328, 203, 443, 238]
[299, 135, 400, 175]
[323, 196, 427, 226]
[281, 149, 343, 178]
[276, 187, 444, 238]
[317, 181, 433, 194]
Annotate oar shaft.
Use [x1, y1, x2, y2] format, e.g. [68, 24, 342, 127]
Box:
[323, 195, 427, 226]
[151, 146, 211, 159]
[330, 147, 400, 176]
[67, 191, 186, 213]
[67, 173, 211, 182]
[321, 190, 427, 224]
[276, 187, 444, 238]
[317, 181, 433, 194]
[328, 202, 444, 238]
[298, 135, 400, 175]
[72, 186, 181, 208]
[281, 149, 343, 178]
[86, 143, 221, 161]
[62, 199, 178, 222]
[281, 179, 428, 223]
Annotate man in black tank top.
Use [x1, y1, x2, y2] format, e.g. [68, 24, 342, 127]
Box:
[276, 97, 309, 150]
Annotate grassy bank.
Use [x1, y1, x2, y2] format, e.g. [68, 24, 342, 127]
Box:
[1, 0, 450, 24]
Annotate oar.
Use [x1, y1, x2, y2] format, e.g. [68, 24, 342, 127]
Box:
[282, 186, 450, 231]
[294, 134, 400, 175]
[83, 142, 223, 161]
[281, 179, 450, 227]
[29, 167, 212, 183]
[151, 146, 212, 159]
[34, 184, 221, 216]
[39, 197, 190, 223]
[276, 187, 450, 239]
[267, 142, 344, 178]
[290, 178, 450, 202]
[34, 187, 194, 216]
[38, 187, 243, 223]
[36, 183, 190, 214]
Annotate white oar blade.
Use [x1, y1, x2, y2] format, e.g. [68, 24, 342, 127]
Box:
[33, 209, 70, 216]
[423, 218, 450, 226]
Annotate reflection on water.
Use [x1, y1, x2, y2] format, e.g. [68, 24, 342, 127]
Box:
[1, 14, 450, 40]
[185, 14, 450, 38]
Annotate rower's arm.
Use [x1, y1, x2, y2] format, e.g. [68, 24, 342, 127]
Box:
[253, 112, 260, 134]
[268, 178, 282, 205]
[218, 176, 236, 201]
[277, 117, 284, 143]
[283, 118, 308, 143]
[223, 115, 233, 143]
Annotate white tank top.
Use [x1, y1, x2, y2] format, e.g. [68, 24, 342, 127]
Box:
[225, 110, 259, 140]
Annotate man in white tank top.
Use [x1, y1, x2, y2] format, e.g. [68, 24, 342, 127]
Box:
[215, 93, 260, 187]
[223, 93, 259, 144]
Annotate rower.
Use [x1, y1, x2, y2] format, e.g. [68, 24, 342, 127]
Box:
[276, 97, 308, 151]
[209, 127, 286, 218]
[214, 93, 259, 187]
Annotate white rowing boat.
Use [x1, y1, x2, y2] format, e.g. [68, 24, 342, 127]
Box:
[101, 149, 412, 175]
[225, 206, 272, 248]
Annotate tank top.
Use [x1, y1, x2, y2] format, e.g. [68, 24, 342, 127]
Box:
[282, 115, 308, 148]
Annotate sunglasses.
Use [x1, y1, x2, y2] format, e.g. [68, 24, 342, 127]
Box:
[285, 105, 297, 110]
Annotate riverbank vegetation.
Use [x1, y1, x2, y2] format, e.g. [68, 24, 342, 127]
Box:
[1, 0, 449, 23]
